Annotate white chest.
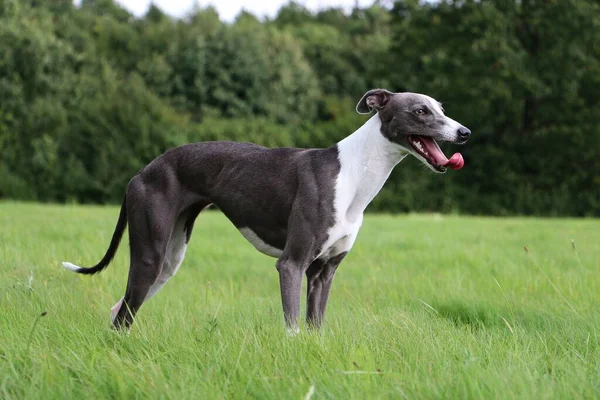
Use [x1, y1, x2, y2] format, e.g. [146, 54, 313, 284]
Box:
[317, 215, 363, 259]
[317, 114, 407, 260]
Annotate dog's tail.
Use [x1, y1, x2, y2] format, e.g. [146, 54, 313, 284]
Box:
[62, 197, 128, 275]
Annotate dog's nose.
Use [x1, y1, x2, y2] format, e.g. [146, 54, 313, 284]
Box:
[457, 127, 471, 141]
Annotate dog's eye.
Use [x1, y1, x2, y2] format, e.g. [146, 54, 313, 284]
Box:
[415, 109, 425, 115]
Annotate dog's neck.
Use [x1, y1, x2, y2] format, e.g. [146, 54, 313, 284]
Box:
[335, 114, 409, 222]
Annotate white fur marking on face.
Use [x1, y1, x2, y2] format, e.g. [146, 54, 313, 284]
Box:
[239, 227, 283, 258]
[426, 95, 461, 142]
[427, 96, 445, 116]
[439, 116, 462, 142]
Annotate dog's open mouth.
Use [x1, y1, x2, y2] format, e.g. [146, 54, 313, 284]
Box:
[407, 135, 464, 172]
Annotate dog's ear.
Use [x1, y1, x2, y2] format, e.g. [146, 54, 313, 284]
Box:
[356, 89, 394, 114]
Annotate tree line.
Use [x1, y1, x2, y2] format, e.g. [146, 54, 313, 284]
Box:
[1, 0, 599, 216]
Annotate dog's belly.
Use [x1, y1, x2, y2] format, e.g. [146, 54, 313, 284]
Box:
[238, 227, 283, 257]
[215, 202, 288, 256]
[236, 218, 360, 260]
[238, 223, 357, 261]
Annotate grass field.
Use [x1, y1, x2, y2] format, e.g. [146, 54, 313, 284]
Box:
[1, 202, 599, 399]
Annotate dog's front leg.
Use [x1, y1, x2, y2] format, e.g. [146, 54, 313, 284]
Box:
[306, 252, 347, 329]
[276, 256, 309, 335]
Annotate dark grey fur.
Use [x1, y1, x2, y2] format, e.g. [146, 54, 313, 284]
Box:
[69, 142, 342, 330]
[63, 89, 471, 332]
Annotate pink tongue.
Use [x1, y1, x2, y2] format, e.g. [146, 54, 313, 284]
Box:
[418, 136, 465, 170]
[445, 153, 464, 170]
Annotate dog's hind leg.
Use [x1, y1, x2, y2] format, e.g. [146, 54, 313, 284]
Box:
[110, 298, 124, 324]
[143, 202, 209, 303]
[141, 218, 187, 303]
[111, 185, 178, 330]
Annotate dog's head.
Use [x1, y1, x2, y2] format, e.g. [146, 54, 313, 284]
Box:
[356, 89, 470, 173]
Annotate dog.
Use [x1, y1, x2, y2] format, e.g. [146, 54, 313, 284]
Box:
[62, 89, 470, 333]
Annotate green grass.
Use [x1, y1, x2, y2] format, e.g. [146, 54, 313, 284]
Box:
[1, 201, 599, 399]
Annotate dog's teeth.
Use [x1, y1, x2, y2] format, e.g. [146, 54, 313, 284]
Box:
[411, 139, 428, 156]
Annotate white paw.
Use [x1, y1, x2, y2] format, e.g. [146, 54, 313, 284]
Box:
[285, 326, 300, 337]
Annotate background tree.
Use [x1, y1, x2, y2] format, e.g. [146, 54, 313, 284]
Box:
[0, 0, 598, 216]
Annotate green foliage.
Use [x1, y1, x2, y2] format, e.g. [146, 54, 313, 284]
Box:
[0, 0, 598, 215]
[384, 0, 600, 216]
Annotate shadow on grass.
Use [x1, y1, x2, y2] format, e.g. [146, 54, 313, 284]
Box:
[434, 302, 499, 330]
[426, 300, 559, 332]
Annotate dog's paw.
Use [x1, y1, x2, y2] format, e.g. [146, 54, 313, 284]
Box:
[285, 326, 300, 337]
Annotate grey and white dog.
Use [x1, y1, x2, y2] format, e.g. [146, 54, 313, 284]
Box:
[62, 89, 470, 333]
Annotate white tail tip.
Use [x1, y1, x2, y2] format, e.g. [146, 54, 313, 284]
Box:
[62, 262, 82, 272]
